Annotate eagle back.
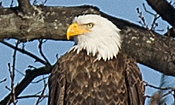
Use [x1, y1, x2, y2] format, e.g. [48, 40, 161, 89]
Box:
[58, 50, 129, 105]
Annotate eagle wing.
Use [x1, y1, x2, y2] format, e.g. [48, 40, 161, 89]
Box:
[125, 55, 145, 105]
[48, 61, 66, 105]
[48, 53, 145, 105]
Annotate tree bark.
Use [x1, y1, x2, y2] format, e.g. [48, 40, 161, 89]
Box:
[1, 1, 175, 104]
[0, 5, 100, 41]
[0, 66, 52, 104]
[102, 12, 175, 76]
[1, 5, 175, 76]
[146, 0, 175, 27]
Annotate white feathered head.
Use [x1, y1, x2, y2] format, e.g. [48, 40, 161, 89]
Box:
[66, 14, 121, 61]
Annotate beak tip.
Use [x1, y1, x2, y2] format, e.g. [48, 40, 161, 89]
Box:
[67, 37, 70, 40]
[66, 31, 70, 40]
[66, 30, 70, 40]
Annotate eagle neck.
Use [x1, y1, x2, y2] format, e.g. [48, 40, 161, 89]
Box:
[69, 33, 121, 61]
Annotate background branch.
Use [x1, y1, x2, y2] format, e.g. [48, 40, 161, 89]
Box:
[35, 81, 48, 105]
[0, 78, 7, 84]
[17, 95, 48, 99]
[0, 5, 175, 76]
[146, 0, 175, 27]
[9, 40, 19, 105]
[38, 39, 51, 66]
[1, 0, 175, 104]
[0, 41, 47, 65]
[0, 65, 52, 105]
[17, 0, 32, 15]
[101, 12, 175, 76]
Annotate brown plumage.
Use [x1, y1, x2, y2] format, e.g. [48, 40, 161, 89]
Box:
[48, 14, 145, 105]
[48, 50, 144, 105]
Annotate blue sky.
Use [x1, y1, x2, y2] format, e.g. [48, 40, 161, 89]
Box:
[0, 0, 175, 105]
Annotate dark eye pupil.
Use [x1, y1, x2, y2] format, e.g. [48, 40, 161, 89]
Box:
[87, 23, 93, 27]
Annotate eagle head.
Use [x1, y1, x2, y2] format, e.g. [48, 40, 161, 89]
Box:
[66, 14, 121, 61]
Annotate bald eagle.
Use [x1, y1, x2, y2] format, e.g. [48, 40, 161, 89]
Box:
[48, 14, 145, 105]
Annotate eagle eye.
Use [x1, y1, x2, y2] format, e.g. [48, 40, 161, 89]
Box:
[86, 23, 94, 28]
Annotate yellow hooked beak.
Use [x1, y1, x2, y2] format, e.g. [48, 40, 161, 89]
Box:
[66, 23, 90, 40]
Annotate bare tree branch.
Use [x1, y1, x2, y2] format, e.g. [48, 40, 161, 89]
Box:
[146, 0, 175, 27]
[101, 12, 175, 76]
[0, 5, 100, 41]
[141, 3, 160, 31]
[10, 0, 14, 7]
[144, 81, 174, 90]
[31, 76, 49, 84]
[136, 8, 149, 29]
[17, 95, 48, 99]
[0, 41, 48, 65]
[38, 39, 51, 66]
[1, 1, 175, 104]
[17, 0, 33, 15]
[0, 5, 175, 76]
[35, 81, 48, 105]
[9, 40, 20, 105]
[0, 65, 52, 105]
[0, 78, 7, 84]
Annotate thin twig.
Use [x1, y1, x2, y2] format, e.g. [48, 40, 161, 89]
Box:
[33, 0, 37, 5]
[42, 0, 48, 5]
[0, 78, 7, 84]
[0, 41, 47, 65]
[137, 3, 161, 32]
[0, 66, 52, 105]
[143, 3, 160, 31]
[5, 85, 11, 91]
[161, 89, 175, 98]
[15, 69, 25, 76]
[35, 81, 48, 105]
[142, 3, 155, 16]
[144, 81, 174, 90]
[17, 95, 48, 99]
[31, 76, 49, 84]
[136, 8, 149, 29]
[10, 0, 14, 7]
[8, 40, 20, 105]
[38, 39, 51, 66]
[150, 14, 160, 31]
[148, 74, 175, 104]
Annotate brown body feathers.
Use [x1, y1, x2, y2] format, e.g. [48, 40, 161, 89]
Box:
[48, 50, 145, 105]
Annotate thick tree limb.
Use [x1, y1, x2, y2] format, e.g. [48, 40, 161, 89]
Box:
[1, 5, 175, 76]
[0, 5, 175, 75]
[101, 12, 175, 76]
[0, 65, 52, 105]
[17, 0, 32, 15]
[1, 3, 175, 105]
[0, 5, 100, 41]
[147, 0, 175, 38]
[146, 0, 175, 27]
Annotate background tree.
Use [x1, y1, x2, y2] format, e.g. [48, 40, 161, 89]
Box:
[0, 0, 175, 105]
